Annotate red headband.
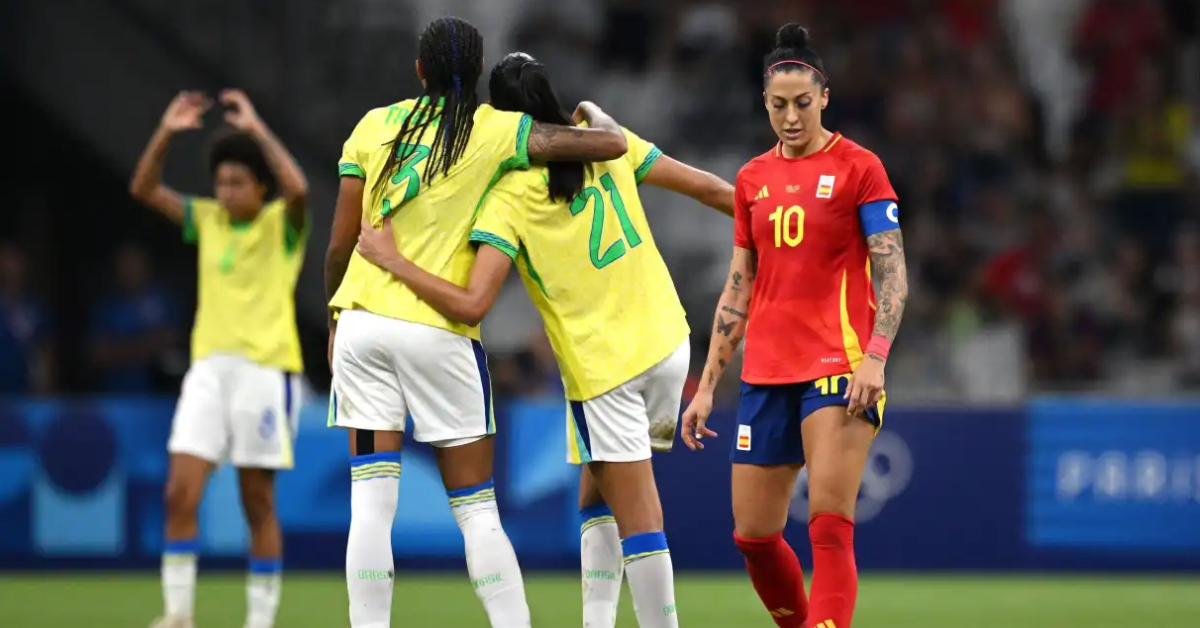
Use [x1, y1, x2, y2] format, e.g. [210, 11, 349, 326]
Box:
[766, 60, 826, 82]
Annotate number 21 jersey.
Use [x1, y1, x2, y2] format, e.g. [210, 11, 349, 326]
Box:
[468, 128, 688, 400]
[734, 133, 898, 385]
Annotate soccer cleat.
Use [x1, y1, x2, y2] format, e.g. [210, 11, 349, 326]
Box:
[147, 615, 193, 628]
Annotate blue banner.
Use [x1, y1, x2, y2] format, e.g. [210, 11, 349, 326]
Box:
[2, 397, 1198, 571]
[1025, 398, 1200, 566]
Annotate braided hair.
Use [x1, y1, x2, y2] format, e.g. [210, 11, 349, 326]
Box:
[373, 17, 485, 195]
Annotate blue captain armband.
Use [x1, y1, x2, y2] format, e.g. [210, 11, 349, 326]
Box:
[859, 199, 900, 237]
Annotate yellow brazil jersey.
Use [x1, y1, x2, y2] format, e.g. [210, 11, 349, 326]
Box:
[468, 127, 688, 400]
[331, 98, 532, 339]
[184, 197, 306, 372]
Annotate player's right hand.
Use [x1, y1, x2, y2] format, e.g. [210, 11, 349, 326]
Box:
[161, 91, 210, 132]
[681, 392, 718, 451]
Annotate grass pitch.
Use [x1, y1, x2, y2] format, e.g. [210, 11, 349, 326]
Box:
[1, 572, 1197, 627]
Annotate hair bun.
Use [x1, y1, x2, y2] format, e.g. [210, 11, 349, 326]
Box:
[775, 23, 810, 49]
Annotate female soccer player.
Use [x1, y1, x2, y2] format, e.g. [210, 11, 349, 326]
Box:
[680, 24, 909, 628]
[130, 89, 309, 628]
[353, 52, 734, 628]
[323, 19, 628, 628]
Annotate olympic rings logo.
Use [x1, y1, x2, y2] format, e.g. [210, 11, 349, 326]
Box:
[788, 430, 913, 524]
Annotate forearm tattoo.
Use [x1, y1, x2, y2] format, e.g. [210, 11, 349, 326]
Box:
[528, 122, 608, 161]
[866, 229, 909, 343]
[704, 261, 754, 387]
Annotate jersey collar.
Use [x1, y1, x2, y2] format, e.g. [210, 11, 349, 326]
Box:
[774, 131, 842, 159]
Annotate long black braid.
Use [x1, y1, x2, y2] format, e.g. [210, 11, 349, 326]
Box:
[372, 17, 484, 196]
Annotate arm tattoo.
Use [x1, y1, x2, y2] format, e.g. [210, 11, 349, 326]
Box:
[715, 315, 734, 336]
[720, 305, 746, 318]
[866, 229, 909, 343]
[731, 271, 743, 291]
[528, 122, 604, 161]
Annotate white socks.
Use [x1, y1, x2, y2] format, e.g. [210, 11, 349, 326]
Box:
[346, 452, 401, 628]
[580, 503, 623, 628]
[449, 479, 531, 628]
[161, 539, 199, 618]
[161, 541, 284, 628]
[245, 559, 283, 628]
[622, 532, 679, 628]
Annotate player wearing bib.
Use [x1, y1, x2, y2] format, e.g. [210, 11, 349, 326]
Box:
[681, 25, 910, 628]
[130, 90, 308, 628]
[353, 53, 734, 628]
[322, 20, 628, 628]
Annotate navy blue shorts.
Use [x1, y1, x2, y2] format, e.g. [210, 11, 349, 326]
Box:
[730, 373, 884, 466]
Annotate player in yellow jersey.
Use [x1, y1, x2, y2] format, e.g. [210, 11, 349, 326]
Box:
[354, 52, 734, 628]
[322, 19, 628, 628]
[129, 89, 308, 628]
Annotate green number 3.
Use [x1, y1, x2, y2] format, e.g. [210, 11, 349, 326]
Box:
[569, 173, 642, 269]
[381, 143, 431, 217]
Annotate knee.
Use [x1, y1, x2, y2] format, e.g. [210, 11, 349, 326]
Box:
[733, 529, 785, 557]
[578, 482, 604, 512]
[808, 512, 854, 548]
[241, 491, 277, 528]
[806, 482, 857, 519]
[164, 478, 202, 521]
[733, 519, 786, 541]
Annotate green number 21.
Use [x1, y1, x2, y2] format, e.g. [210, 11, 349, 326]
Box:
[381, 143, 431, 217]
[569, 173, 642, 269]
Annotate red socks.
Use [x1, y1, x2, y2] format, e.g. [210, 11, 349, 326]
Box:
[807, 513, 857, 628]
[733, 531, 809, 628]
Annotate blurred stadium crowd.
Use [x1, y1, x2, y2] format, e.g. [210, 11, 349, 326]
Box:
[2, 0, 1199, 403]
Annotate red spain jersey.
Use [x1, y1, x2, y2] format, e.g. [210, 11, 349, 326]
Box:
[734, 133, 899, 384]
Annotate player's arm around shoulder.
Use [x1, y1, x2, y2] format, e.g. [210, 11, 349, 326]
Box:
[353, 181, 523, 328]
[527, 102, 628, 162]
[354, 213, 515, 328]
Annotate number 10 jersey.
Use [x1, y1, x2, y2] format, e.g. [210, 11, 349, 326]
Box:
[734, 133, 899, 385]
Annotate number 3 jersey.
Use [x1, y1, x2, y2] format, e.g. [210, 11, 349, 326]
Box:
[331, 98, 533, 339]
[735, 133, 899, 385]
[469, 127, 689, 401]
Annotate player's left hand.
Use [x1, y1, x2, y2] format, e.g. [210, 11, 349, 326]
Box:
[572, 101, 603, 126]
[844, 355, 885, 417]
[356, 217, 401, 270]
[220, 89, 262, 132]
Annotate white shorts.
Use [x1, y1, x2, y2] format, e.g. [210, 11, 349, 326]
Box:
[567, 341, 690, 464]
[168, 354, 301, 470]
[328, 309, 494, 447]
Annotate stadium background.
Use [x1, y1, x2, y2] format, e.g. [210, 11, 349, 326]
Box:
[2, 0, 1199, 626]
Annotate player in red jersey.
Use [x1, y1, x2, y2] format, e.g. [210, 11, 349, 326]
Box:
[681, 23, 909, 628]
